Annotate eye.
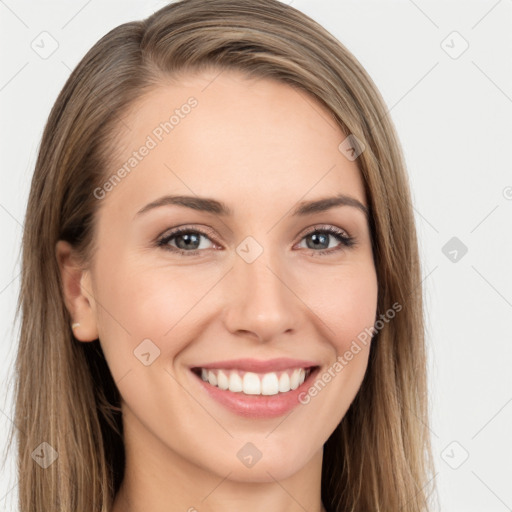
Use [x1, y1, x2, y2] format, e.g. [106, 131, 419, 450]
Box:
[296, 225, 356, 256]
[157, 226, 217, 255]
[156, 224, 356, 256]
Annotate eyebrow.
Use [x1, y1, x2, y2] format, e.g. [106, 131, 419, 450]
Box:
[135, 193, 369, 220]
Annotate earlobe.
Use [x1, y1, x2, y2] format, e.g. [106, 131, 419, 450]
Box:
[55, 240, 99, 342]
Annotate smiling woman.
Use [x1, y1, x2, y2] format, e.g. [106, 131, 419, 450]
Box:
[8, 1, 436, 511]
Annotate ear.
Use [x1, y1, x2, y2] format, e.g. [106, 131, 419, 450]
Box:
[55, 240, 99, 342]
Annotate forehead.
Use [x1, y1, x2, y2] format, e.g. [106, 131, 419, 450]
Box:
[104, 69, 367, 216]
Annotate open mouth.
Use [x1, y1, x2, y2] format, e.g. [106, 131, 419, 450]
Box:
[191, 366, 319, 396]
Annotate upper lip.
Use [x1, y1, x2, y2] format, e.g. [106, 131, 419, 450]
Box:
[191, 358, 319, 373]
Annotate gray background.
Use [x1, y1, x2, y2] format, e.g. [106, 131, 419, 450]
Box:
[1, 0, 511, 510]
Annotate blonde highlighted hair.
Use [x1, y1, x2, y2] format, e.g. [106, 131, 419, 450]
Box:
[6, 0, 436, 510]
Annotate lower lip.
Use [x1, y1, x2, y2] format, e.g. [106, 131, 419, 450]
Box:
[191, 367, 320, 419]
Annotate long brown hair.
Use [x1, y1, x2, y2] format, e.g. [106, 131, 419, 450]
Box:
[6, 0, 436, 510]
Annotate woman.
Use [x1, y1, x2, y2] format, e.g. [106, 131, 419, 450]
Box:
[8, 0, 436, 510]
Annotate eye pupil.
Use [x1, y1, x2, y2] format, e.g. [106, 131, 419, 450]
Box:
[307, 233, 329, 250]
[176, 233, 200, 250]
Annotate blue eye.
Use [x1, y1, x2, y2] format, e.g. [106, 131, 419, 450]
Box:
[157, 225, 356, 256]
[298, 226, 356, 256]
[158, 227, 215, 254]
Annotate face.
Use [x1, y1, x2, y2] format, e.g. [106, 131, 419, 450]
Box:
[60, 69, 378, 484]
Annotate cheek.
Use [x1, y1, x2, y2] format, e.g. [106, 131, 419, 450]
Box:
[91, 257, 219, 365]
[303, 262, 378, 353]
[300, 269, 377, 413]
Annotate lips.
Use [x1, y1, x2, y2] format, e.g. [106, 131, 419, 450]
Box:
[191, 357, 318, 373]
[188, 358, 319, 417]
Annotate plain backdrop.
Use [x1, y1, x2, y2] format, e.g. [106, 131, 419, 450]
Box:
[1, 1, 511, 510]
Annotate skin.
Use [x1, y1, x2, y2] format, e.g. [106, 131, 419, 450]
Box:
[56, 69, 378, 512]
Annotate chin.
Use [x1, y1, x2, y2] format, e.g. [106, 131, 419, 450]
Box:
[206, 440, 319, 483]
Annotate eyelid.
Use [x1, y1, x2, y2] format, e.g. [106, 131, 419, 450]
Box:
[158, 223, 352, 241]
[299, 223, 352, 239]
[157, 224, 218, 243]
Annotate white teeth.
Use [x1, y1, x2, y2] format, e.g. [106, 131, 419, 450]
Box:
[217, 370, 229, 390]
[228, 372, 243, 392]
[290, 369, 300, 390]
[243, 372, 261, 394]
[198, 367, 311, 395]
[207, 370, 217, 386]
[278, 372, 290, 392]
[261, 373, 279, 395]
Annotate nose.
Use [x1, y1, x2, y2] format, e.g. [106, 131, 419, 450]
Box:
[222, 248, 302, 343]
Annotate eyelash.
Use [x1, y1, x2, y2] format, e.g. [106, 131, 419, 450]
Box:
[156, 224, 356, 257]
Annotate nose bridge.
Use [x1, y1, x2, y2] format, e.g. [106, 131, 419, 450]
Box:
[224, 236, 299, 340]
